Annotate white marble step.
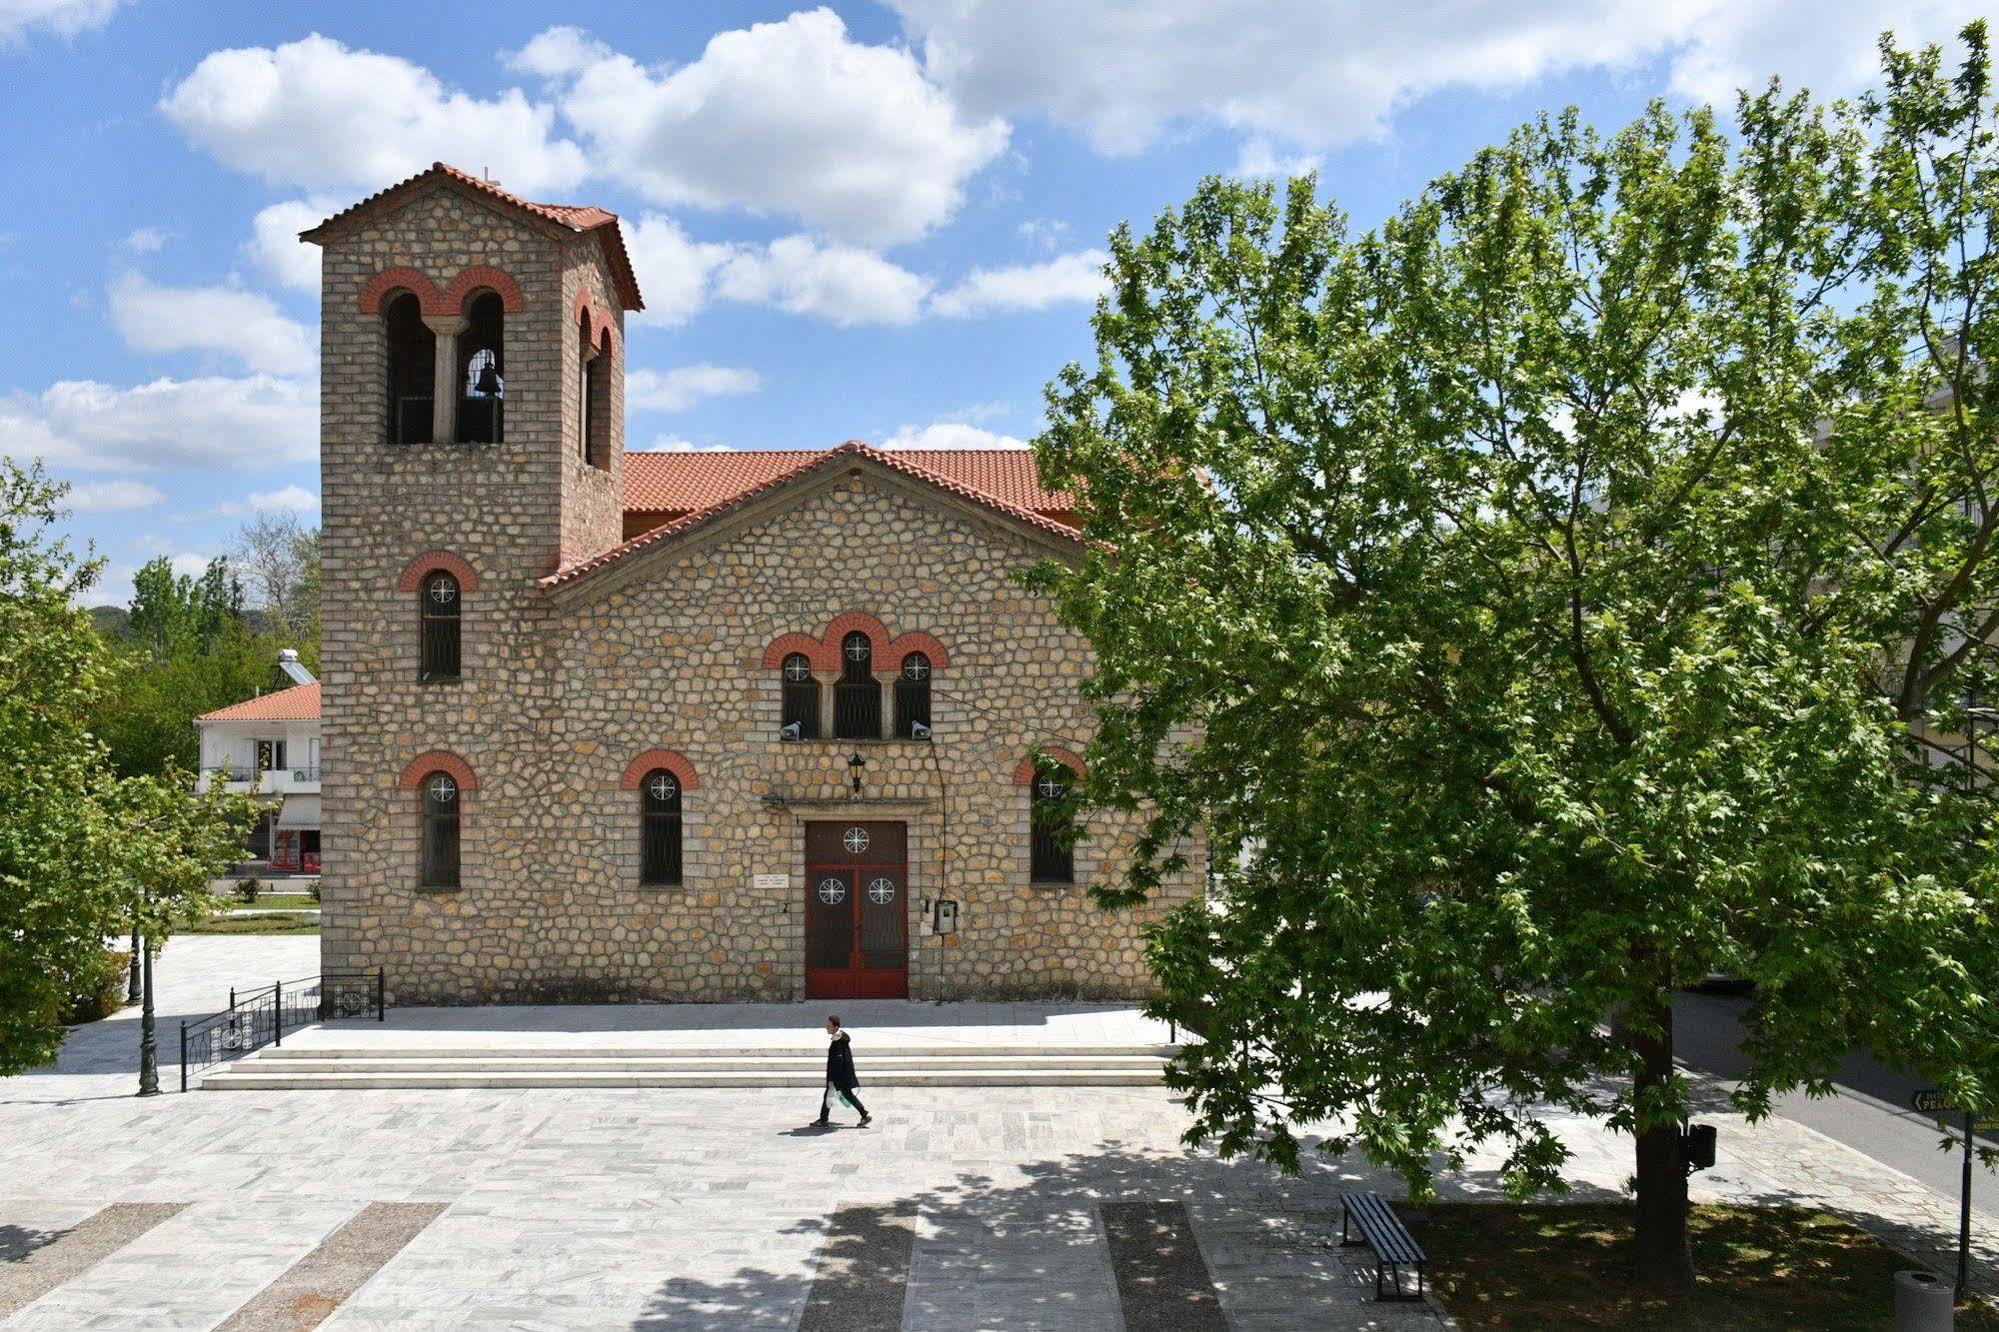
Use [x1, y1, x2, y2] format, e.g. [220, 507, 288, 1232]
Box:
[200, 1065, 1168, 1090]
[259, 1044, 1176, 1058]
[222, 1052, 1168, 1073]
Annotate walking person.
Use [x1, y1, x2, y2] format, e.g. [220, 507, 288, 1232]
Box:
[815, 1015, 871, 1126]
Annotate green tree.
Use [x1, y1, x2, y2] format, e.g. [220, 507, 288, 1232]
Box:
[1031, 29, 1999, 1291]
[93, 555, 269, 778]
[0, 460, 260, 1074]
[0, 459, 123, 1073]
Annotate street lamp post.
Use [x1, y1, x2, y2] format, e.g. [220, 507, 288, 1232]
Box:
[136, 885, 159, 1097]
[126, 920, 141, 1004]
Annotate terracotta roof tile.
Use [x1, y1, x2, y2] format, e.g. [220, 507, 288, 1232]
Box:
[622, 447, 1073, 522]
[551, 442, 1080, 593]
[195, 682, 320, 723]
[301, 163, 644, 311]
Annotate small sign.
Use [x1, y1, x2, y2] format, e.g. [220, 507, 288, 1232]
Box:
[753, 873, 788, 892]
[1913, 1089, 1960, 1115]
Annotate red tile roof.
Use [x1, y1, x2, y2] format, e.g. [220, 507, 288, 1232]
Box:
[623, 447, 1074, 524]
[300, 163, 644, 311]
[196, 682, 321, 723]
[551, 441, 1081, 593]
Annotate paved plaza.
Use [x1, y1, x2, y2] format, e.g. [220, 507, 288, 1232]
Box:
[3, 935, 1995, 1329]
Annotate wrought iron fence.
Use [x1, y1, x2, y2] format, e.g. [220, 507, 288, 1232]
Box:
[179, 967, 384, 1091]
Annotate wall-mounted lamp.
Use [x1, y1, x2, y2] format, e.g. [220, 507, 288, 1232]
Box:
[848, 751, 865, 796]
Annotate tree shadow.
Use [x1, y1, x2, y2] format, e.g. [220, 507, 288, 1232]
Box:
[0, 1223, 61, 1264]
[627, 1134, 1537, 1329]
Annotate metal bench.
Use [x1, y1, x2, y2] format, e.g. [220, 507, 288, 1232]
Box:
[1340, 1192, 1428, 1302]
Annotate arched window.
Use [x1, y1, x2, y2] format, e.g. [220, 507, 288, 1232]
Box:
[420, 770, 461, 888]
[1030, 760, 1076, 884]
[384, 292, 435, 444]
[895, 652, 931, 738]
[419, 570, 460, 681]
[457, 290, 505, 443]
[781, 652, 820, 739]
[833, 632, 880, 739]
[640, 768, 683, 886]
[579, 317, 609, 470]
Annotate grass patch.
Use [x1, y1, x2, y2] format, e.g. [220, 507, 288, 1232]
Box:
[214, 893, 319, 911]
[1409, 1202, 1995, 1330]
[186, 913, 320, 936]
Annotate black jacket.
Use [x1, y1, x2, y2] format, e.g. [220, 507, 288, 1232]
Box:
[826, 1031, 859, 1090]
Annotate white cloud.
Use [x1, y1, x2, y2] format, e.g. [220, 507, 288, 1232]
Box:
[636, 435, 734, 453]
[1663, 2, 1985, 107]
[622, 214, 735, 326]
[880, 420, 1029, 450]
[62, 478, 164, 513]
[160, 33, 587, 195]
[716, 235, 930, 326]
[120, 226, 168, 253]
[0, 0, 120, 43]
[0, 375, 318, 473]
[203, 484, 321, 519]
[890, 0, 1984, 158]
[1234, 137, 1321, 179]
[1015, 218, 1069, 251]
[930, 249, 1107, 317]
[624, 218, 930, 328]
[626, 364, 762, 413]
[108, 274, 315, 376]
[513, 12, 1009, 245]
[248, 200, 330, 291]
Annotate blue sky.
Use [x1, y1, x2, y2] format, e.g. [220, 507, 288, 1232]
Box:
[0, 0, 1976, 605]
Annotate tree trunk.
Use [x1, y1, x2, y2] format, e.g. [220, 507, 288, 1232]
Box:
[1628, 988, 1694, 1291]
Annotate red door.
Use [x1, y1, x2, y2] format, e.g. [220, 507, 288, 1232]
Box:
[805, 821, 908, 999]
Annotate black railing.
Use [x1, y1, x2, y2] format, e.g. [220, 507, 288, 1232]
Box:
[395, 396, 433, 444]
[178, 967, 384, 1091]
[456, 396, 503, 443]
[833, 681, 881, 739]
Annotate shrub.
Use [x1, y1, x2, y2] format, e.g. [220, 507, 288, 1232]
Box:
[235, 877, 261, 905]
[307, 880, 322, 902]
[61, 950, 131, 1024]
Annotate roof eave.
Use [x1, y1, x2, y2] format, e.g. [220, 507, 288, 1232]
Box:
[545, 446, 1081, 607]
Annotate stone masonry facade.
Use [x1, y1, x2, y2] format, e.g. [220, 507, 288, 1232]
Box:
[311, 169, 1201, 1005]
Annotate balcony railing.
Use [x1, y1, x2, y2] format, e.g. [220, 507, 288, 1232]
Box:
[198, 765, 319, 789]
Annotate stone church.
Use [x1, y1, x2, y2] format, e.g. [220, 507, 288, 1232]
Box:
[305, 164, 1201, 1005]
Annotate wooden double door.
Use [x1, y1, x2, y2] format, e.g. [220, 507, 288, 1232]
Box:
[804, 821, 908, 999]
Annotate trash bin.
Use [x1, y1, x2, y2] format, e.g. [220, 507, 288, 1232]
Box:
[1895, 1268, 1953, 1331]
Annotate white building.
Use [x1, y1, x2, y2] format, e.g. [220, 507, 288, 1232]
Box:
[195, 651, 322, 875]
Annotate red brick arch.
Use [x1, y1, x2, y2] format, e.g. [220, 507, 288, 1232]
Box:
[398, 750, 477, 792]
[395, 550, 479, 594]
[760, 617, 952, 673]
[824, 611, 892, 663]
[362, 265, 526, 316]
[359, 267, 443, 315]
[574, 289, 616, 352]
[887, 629, 950, 670]
[618, 749, 700, 792]
[442, 264, 525, 314]
[1013, 747, 1086, 785]
[760, 633, 829, 672]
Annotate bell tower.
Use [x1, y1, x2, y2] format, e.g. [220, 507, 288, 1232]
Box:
[303, 163, 643, 980]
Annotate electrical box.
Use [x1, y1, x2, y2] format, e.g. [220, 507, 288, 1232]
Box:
[934, 899, 958, 934]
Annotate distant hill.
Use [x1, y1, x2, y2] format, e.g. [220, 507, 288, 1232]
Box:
[83, 605, 278, 641]
[85, 605, 129, 638]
